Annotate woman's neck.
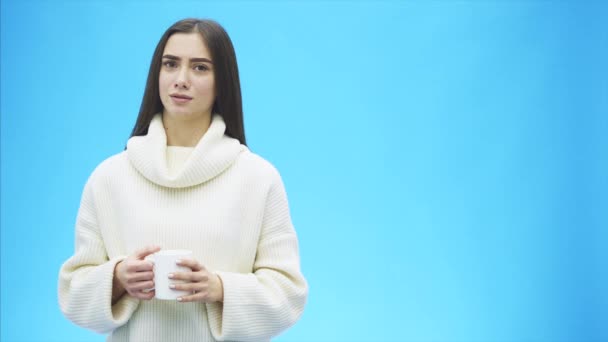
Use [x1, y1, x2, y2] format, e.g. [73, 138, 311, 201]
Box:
[162, 112, 212, 147]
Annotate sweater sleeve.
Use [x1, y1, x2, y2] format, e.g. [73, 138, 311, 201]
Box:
[206, 170, 308, 341]
[58, 176, 140, 334]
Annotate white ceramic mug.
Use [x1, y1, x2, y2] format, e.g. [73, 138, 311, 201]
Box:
[145, 249, 193, 300]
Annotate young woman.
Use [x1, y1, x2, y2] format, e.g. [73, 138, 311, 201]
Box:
[58, 18, 308, 341]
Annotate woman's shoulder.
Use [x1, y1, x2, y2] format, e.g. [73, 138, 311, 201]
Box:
[86, 151, 130, 184]
[236, 147, 282, 182]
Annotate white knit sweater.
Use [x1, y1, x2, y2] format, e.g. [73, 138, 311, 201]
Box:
[58, 114, 308, 342]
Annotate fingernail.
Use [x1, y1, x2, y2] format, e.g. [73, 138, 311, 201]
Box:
[168, 273, 174, 278]
[169, 284, 175, 289]
[175, 259, 182, 264]
[177, 297, 183, 302]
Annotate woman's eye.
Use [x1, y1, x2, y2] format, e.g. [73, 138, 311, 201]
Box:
[163, 61, 177, 68]
[194, 65, 208, 71]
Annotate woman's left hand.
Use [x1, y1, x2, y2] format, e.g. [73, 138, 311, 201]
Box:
[169, 258, 224, 303]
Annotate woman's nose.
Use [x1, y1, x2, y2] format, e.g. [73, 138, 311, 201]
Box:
[174, 81, 189, 89]
[174, 68, 190, 89]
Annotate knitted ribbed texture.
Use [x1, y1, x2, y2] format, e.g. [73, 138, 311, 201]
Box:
[166, 146, 194, 178]
[58, 114, 308, 341]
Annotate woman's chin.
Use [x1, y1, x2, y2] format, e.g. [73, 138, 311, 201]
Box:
[163, 110, 211, 122]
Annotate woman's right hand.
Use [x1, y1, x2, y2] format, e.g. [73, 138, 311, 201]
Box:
[113, 245, 161, 301]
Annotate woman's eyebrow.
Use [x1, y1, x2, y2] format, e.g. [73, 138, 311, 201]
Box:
[162, 54, 214, 64]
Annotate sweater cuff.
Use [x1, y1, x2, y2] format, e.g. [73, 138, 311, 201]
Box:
[206, 271, 260, 341]
[104, 256, 140, 331]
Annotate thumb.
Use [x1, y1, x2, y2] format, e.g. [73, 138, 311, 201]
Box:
[133, 245, 161, 260]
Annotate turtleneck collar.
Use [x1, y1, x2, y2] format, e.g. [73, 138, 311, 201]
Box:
[127, 113, 245, 188]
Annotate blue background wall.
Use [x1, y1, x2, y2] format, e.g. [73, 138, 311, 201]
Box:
[1, 1, 606, 341]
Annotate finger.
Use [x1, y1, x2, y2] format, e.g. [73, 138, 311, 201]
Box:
[176, 258, 203, 272]
[130, 281, 155, 291]
[126, 261, 154, 273]
[177, 291, 208, 303]
[133, 245, 161, 260]
[127, 271, 154, 283]
[130, 289, 155, 300]
[170, 282, 207, 293]
[169, 271, 208, 282]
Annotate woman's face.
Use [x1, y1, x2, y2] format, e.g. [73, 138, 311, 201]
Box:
[159, 32, 215, 121]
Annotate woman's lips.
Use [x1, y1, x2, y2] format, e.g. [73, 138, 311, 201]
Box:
[170, 95, 192, 104]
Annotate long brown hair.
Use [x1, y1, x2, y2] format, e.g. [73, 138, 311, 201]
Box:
[129, 18, 246, 145]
